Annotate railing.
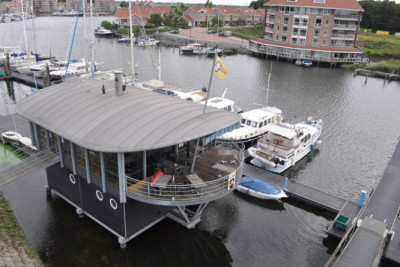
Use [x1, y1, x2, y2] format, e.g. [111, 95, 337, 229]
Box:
[332, 24, 357, 30]
[265, 28, 274, 34]
[334, 14, 359, 20]
[331, 34, 355, 40]
[267, 10, 275, 15]
[266, 19, 275, 24]
[125, 141, 244, 205]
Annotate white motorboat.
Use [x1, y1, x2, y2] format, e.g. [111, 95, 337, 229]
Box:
[2, 131, 22, 144]
[220, 106, 283, 143]
[180, 43, 206, 54]
[236, 176, 287, 200]
[249, 117, 323, 173]
[199, 88, 242, 113]
[94, 27, 114, 38]
[135, 79, 207, 103]
[50, 60, 91, 79]
[295, 59, 302, 66]
[138, 38, 159, 47]
[19, 137, 37, 151]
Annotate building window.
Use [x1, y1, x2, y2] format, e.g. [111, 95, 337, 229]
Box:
[314, 29, 320, 36]
[284, 17, 289, 24]
[322, 40, 326, 46]
[316, 19, 321, 27]
[276, 35, 279, 41]
[277, 25, 280, 30]
[313, 39, 318, 45]
[282, 36, 287, 42]
[326, 19, 329, 25]
[291, 37, 297, 44]
[324, 9, 330, 14]
[314, 0, 325, 3]
[310, 8, 317, 14]
[283, 26, 288, 33]
[301, 19, 308, 26]
[292, 28, 299, 35]
[294, 18, 299, 25]
[280, 7, 284, 12]
[300, 29, 307, 36]
[278, 16, 281, 22]
[324, 30, 328, 36]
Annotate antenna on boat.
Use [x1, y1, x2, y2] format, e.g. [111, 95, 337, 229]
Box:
[129, 0, 135, 81]
[20, 0, 28, 56]
[83, 0, 88, 72]
[90, 0, 94, 78]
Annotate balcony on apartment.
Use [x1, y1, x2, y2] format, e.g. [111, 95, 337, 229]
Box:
[332, 23, 358, 31]
[334, 13, 360, 21]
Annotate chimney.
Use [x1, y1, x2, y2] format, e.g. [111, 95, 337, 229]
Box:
[114, 71, 123, 96]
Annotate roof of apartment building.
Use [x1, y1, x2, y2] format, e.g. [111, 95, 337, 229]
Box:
[265, 0, 363, 11]
[253, 37, 364, 53]
[213, 6, 241, 15]
[182, 14, 192, 21]
[185, 6, 216, 16]
[237, 7, 263, 16]
[134, 1, 155, 7]
[116, 6, 170, 19]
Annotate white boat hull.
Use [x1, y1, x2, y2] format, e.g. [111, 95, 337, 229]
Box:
[2, 131, 22, 143]
[236, 184, 287, 200]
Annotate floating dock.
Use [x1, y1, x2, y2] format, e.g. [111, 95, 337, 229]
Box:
[354, 69, 400, 81]
[0, 66, 45, 89]
[327, 141, 400, 266]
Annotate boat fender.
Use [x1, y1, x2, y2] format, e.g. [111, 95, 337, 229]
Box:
[310, 144, 314, 151]
[273, 157, 280, 164]
[280, 160, 285, 165]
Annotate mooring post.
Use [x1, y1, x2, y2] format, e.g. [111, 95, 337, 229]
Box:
[4, 53, 11, 77]
[365, 74, 368, 84]
[358, 190, 367, 207]
[284, 177, 288, 191]
[43, 63, 51, 88]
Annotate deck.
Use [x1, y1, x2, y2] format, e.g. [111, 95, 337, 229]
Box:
[0, 66, 45, 89]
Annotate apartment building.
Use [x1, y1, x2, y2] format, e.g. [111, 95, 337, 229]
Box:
[115, 6, 170, 26]
[181, 6, 263, 27]
[249, 0, 367, 64]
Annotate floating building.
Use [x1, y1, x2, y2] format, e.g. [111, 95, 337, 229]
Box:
[15, 74, 244, 247]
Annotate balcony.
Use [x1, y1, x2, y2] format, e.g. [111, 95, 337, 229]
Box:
[265, 28, 274, 34]
[125, 141, 244, 205]
[266, 19, 275, 24]
[332, 24, 357, 30]
[267, 10, 276, 15]
[334, 14, 359, 20]
[331, 34, 355, 40]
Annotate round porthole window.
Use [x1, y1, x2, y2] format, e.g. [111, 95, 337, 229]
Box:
[69, 174, 76, 184]
[96, 190, 103, 201]
[109, 198, 118, 210]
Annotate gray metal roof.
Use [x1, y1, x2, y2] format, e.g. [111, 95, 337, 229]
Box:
[16, 78, 241, 153]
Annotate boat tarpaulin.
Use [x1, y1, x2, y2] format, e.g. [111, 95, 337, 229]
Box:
[240, 176, 281, 195]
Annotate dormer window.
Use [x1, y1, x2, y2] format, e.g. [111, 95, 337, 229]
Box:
[314, 0, 325, 3]
[287, 0, 297, 2]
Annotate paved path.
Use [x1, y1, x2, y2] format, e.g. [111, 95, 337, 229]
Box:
[178, 27, 248, 45]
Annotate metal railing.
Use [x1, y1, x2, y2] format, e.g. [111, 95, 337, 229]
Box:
[332, 24, 357, 30]
[265, 28, 274, 33]
[267, 10, 275, 15]
[331, 34, 355, 40]
[334, 14, 359, 20]
[125, 141, 244, 205]
[266, 19, 275, 24]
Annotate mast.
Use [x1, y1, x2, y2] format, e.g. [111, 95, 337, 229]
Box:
[20, 0, 28, 55]
[266, 61, 272, 106]
[90, 0, 94, 78]
[202, 51, 218, 118]
[83, 0, 88, 72]
[158, 48, 161, 81]
[129, 0, 135, 79]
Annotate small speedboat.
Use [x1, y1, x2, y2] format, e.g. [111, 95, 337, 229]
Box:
[19, 137, 37, 151]
[236, 176, 287, 200]
[2, 131, 22, 144]
[302, 59, 312, 68]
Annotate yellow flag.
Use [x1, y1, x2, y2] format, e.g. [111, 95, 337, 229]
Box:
[214, 56, 229, 80]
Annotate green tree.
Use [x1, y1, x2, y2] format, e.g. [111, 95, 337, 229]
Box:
[120, 1, 128, 8]
[211, 16, 222, 27]
[148, 13, 162, 26]
[205, 0, 213, 8]
[359, 1, 400, 34]
[249, 0, 268, 10]
[101, 20, 113, 31]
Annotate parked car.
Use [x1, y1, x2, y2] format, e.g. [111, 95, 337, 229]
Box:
[219, 31, 232, 37]
[207, 29, 216, 34]
[170, 29, 180, 34]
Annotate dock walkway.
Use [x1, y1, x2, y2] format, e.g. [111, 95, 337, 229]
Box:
[242, 164, 356, 213]
[331, 141, 400, 266]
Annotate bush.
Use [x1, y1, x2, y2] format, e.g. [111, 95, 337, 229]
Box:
[101, 20, 113, 31]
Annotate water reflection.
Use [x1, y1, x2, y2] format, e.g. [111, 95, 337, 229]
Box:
[0, 81, 32, 116]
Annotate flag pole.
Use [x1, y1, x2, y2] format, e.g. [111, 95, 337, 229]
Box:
[202, 50, 218, 118]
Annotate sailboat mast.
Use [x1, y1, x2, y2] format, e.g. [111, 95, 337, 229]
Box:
[90, 0, 94, 78]
[266, 61, 272, 106]
[129, 0, 135, 78]
[20, 0, 28, 54]
[83, 0, 88, 72]
[158, 48, 161, 81]
[202, 52, 218, 118]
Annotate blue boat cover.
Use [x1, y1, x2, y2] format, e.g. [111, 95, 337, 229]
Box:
[303, 59, 311, 63]
[240, 176, 281, 195]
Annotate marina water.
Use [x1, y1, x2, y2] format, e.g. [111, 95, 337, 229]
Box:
[1, 17, 400, 266]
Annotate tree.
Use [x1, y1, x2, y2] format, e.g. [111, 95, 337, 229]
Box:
[249, 0, 268, 10]
[149, 13, 162, 26]
[205, 0, 213, 8]
[120, 1, 129, 8]
[211, 16, 222, 27]
[101, 20, 113, 31]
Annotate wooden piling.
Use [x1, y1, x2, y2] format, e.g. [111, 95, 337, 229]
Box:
[42, 64, 51, 88]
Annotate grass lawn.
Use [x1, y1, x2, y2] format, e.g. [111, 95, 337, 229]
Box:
[222, 25, 263, 40]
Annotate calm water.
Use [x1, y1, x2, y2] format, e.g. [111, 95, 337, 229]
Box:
[1, 17, 400, 266]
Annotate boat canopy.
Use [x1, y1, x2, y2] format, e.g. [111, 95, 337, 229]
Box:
[264, 123, 297, 139]
[16, 78, 241, 153]
[240, 177, 281, 195]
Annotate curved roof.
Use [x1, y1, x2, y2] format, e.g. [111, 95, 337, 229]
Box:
[16, 78, 241, 153]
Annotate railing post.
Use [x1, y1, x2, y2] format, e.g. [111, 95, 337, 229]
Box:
[358, 190, 367, 207]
